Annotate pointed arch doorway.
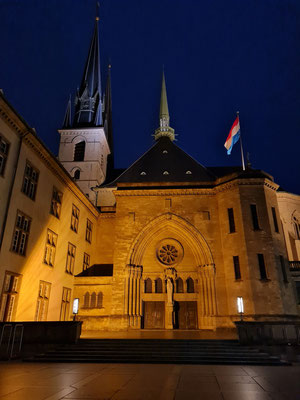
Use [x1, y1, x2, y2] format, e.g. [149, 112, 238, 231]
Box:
[125, 213, 217, 331]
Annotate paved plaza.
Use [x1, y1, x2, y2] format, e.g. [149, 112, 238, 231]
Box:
[0, 362, 299, 400]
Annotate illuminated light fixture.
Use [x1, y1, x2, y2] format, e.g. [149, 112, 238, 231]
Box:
[73, 298, 79, 321]
[237, 296, 244, 321]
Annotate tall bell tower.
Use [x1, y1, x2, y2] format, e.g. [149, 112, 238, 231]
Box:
[58, 12, 112, 204]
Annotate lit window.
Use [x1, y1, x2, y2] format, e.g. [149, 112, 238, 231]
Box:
[186, 170, 192, 174]
[0, 135, 9, 176]
[11, 211, 31, 255]
[21, 162, 39, 200]
[163, 171, 169, 175]
[50, 187, 62, 218]
[0, 272, 21, 322]
[44, 229, 57, 266]
[163, 150, 168, 154]
[83, 253, 90, 271]
[60, 287, 71, 321]
[66, 243, 76, 274]
[140, 171, 146, 175]
[35, 281, 51, 321]
[86, 219, 93, 243]
[70, 204, 80, 233]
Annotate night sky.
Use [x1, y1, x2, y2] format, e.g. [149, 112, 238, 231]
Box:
[1, 0, 300, 193]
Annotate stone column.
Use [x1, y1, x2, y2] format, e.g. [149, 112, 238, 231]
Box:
[198, 264, 217, 329]
[126, 264, 143, 329]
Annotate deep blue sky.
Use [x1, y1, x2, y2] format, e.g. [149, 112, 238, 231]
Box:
[1, 0, 300, 193]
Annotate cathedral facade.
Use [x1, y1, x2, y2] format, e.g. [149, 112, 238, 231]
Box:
[0, 16, 299, 333]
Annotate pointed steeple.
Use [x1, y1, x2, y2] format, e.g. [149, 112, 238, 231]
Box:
[73, 10, 102, 127]
[103, 64, 113, 158]
[62, 95, 72, 128]
[154, 71, 175, 141]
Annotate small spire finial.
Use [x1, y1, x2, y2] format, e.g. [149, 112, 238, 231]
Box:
[96, 2, 100, 21]
[154, 69, 175, 141]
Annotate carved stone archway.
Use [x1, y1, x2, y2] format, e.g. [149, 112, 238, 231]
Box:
[124, 213, 217, 329]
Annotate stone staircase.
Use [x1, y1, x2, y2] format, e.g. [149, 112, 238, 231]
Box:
[24, 339, 289, 365]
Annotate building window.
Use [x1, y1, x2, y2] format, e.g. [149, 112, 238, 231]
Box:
[35, 281, 51, 321]
[176, 278, 184, 293]
[74, 141, 85, 161]
[44, 229, 57, 267]
[296, 282, 300, 305]
[187, 278, 194, 293]
[74, 169, 80, 180]
[144, 278, 152, 293]
[257, 253, 268, 280]
[83, 253, 90, 271]
[83, 292, 90, 308]
[11, 211, 31, 256]
[86, 219, 93, 243]
[0, 272, 21, 322]
[97, 292, 103, 308]
[233, 256, 241, 280]
[279, 255, 288, 283]
[250, 204, 260, 230]
[21, 162, 39, 200]
[66, 243, 76, 274]
[70, 204, 80, 233]
[271, 207, 279, 233]
[50, 187, 62, 219]
[293, 216, 300, 240]
[155, 278, 163, 293]
[0, 135, 9, 176]
[60, 287, 71, 321]
[228, 208, 236, 233]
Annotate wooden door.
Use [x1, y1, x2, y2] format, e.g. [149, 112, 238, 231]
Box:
[178, 301, 197, 329]
[143, 301, 165, 329]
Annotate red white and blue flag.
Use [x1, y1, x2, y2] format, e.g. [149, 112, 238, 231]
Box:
[224, 116, 240, 155]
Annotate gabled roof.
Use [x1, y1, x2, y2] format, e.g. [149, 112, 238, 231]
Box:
[76, 264, 113, 277]
[113, 137, 216, 185]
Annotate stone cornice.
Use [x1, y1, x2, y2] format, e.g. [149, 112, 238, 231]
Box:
[114, 178, 278, 197]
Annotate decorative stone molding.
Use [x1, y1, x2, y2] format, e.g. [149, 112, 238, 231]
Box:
[156, 238, 183, 266]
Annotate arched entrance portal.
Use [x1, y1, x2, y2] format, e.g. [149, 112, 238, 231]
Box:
[125, 213, 217, 330]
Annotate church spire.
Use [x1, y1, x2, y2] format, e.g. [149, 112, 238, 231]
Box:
[154, 71, 175, 141]
[73, 10, 102, 127]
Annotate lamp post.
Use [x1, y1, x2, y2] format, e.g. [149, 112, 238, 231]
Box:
[72, 298, 79, 321]
[237, 296, 244, 321]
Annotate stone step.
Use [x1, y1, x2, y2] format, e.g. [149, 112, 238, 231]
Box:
[24, 338, 289, 366]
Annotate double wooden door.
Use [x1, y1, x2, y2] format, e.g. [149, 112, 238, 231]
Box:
[143, 301, 165, 329]
[176, 301, 197, 329]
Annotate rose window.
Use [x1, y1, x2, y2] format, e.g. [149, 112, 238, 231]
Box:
[157, 244, 178, 265]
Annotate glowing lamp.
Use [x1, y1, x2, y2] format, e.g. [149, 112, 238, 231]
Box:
[237, 296, 244, 320]
[73, 298, 79, 315]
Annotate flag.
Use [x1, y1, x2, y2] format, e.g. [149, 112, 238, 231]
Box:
[224, 116, 240, 155]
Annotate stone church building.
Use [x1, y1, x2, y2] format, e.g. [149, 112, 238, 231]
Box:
[0, 16, 299, 333]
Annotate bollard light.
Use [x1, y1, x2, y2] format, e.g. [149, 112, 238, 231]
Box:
[72, 298, 79, 320]
[237, 296, 244, 321]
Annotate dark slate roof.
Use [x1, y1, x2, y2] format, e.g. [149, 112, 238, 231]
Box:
[76, 264, 113, 277]
[110, 137, 216, 185]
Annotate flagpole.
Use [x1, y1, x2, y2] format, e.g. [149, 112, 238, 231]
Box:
[237, 111, 246, 171]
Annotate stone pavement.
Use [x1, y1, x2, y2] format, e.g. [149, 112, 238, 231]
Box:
[0, 362, 300, 400]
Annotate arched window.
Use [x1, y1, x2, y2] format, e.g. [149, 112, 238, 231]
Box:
[90, 292, 96, 308]
[187, 278, 194, 293]
[74, 169, 80, 180]
[74, 141, 85, 161]
[155, 278, 163, 293]
[144, 278, 152, 293]
[83, 292, 90, 308]
[97, 292, 103, 308]
[176, 278, 184, 293]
